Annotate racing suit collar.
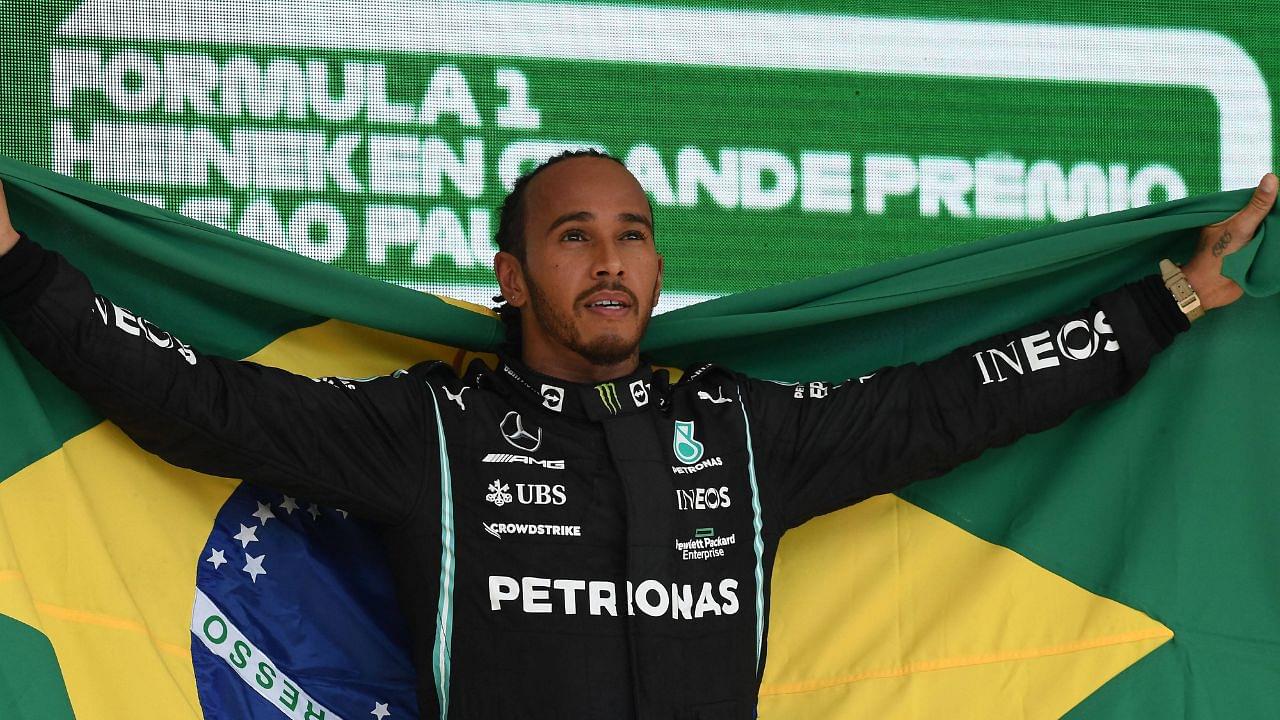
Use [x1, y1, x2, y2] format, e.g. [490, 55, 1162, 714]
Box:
[496, 355, 661, 421]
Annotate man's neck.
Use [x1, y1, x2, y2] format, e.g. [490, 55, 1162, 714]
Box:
[518, 342, 641, 384]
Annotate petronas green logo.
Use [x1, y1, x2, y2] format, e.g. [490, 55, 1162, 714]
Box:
[673, 420, 705, 464]
[595, 382, 622, 414]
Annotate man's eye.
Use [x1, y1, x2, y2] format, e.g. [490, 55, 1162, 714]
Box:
[622, 231, 646, 241]
[562, 230, 587, 242]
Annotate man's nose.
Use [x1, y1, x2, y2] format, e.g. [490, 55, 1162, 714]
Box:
[592, 239, 624, 278]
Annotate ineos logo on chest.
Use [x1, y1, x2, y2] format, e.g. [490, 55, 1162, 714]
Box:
[676, 486, 731, 510]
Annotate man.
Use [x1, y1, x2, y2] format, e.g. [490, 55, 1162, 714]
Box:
[0, 150, 1273, 719]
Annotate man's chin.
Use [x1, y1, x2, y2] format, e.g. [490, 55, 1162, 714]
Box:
[574, 333, 640, 367]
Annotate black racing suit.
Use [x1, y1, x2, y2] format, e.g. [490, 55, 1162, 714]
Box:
[0, 236, 1188, 719]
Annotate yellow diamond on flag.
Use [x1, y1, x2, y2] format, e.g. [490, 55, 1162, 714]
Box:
[759, 495, 1172, 718]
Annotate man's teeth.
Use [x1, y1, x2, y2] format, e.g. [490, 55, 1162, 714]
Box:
[589, 300, 624, 307]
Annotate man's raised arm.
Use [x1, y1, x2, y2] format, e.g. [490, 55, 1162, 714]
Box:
[744, 174, 1277, 529]
[0, 180, 436, 525]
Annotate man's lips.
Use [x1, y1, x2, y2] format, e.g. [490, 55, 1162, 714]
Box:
[580, 289, 636, 316]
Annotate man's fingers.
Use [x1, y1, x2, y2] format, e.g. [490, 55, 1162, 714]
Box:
[1230, 172, 1278, 233]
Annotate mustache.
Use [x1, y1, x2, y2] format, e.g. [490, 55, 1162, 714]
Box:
[575, 282, 639, 306]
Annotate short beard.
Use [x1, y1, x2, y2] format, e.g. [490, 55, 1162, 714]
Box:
[525, 275, 655, 367]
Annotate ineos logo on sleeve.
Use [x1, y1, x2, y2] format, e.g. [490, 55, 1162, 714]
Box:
[93, 295, 198, 366]
[501, 411, 543, 452]
[973, 310, 1120, 385]
[540, 384, 564, 412]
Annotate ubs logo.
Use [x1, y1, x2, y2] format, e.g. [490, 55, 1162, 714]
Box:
[517, 484, 567, 505]
[501, 411, 542, 452]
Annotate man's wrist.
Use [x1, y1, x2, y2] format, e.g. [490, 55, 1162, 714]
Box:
[1161, 259, 1206, 322]
[1181, 259, 1239, 311]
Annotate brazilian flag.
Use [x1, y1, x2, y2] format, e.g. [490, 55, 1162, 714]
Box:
[1, 155, 1278, 719]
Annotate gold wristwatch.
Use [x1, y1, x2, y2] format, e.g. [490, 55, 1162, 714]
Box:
[1159, 259, 1205, 323]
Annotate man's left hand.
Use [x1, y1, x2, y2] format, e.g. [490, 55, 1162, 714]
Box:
[1183, 173, 1278, 310]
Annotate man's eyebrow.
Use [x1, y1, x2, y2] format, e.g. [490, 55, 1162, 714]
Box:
[547, 211, 593, 233]
[546, 211, 654, 233]
[618, 212, 654, 231]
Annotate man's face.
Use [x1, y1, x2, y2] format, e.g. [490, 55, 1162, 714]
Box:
[497, 156, 662, 370]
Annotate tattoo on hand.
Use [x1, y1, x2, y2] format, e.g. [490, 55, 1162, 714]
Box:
[1212, 231, 1232, 257]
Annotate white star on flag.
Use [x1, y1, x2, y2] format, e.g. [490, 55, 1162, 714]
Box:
[252, 501, 276, 526]
[206, 548, 227, 570]
[233, 523, 259, 548]
[307, 503, 321, 520]
[242, 553, 267, 583]
[336, 508, 349, 519]
[279, 495, 300, 514]
[371, 702, 391, 719]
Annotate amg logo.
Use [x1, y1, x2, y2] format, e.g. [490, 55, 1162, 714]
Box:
[973, 310, 1119, 385]
[483, 453, 565, 470]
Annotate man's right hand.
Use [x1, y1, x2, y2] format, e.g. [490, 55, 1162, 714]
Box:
[0, 180, 19, 256]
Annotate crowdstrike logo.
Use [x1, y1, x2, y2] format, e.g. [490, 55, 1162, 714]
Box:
[488, 575, 740, 619]
[483, 522, 581, 539]
[500, 411, 542, 452]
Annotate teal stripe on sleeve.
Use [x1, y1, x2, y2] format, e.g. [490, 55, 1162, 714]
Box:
[425, 385, 456, 719]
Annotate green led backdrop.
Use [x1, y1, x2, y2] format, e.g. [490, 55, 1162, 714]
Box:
[1, 0, 1275, 310]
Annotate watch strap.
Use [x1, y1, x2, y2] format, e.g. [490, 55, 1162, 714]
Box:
[1159, 259, 1205, 323]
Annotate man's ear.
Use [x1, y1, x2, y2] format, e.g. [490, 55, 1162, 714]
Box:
[494, 251, 529, 308]
[654, 253, 664, 306]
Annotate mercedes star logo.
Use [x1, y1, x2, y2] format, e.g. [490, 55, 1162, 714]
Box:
[500, 410, 543, 452]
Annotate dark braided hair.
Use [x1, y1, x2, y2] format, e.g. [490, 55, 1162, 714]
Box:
[492, 148, 644, 357]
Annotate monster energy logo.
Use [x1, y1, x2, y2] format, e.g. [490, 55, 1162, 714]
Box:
[595, 382, 622, 414]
